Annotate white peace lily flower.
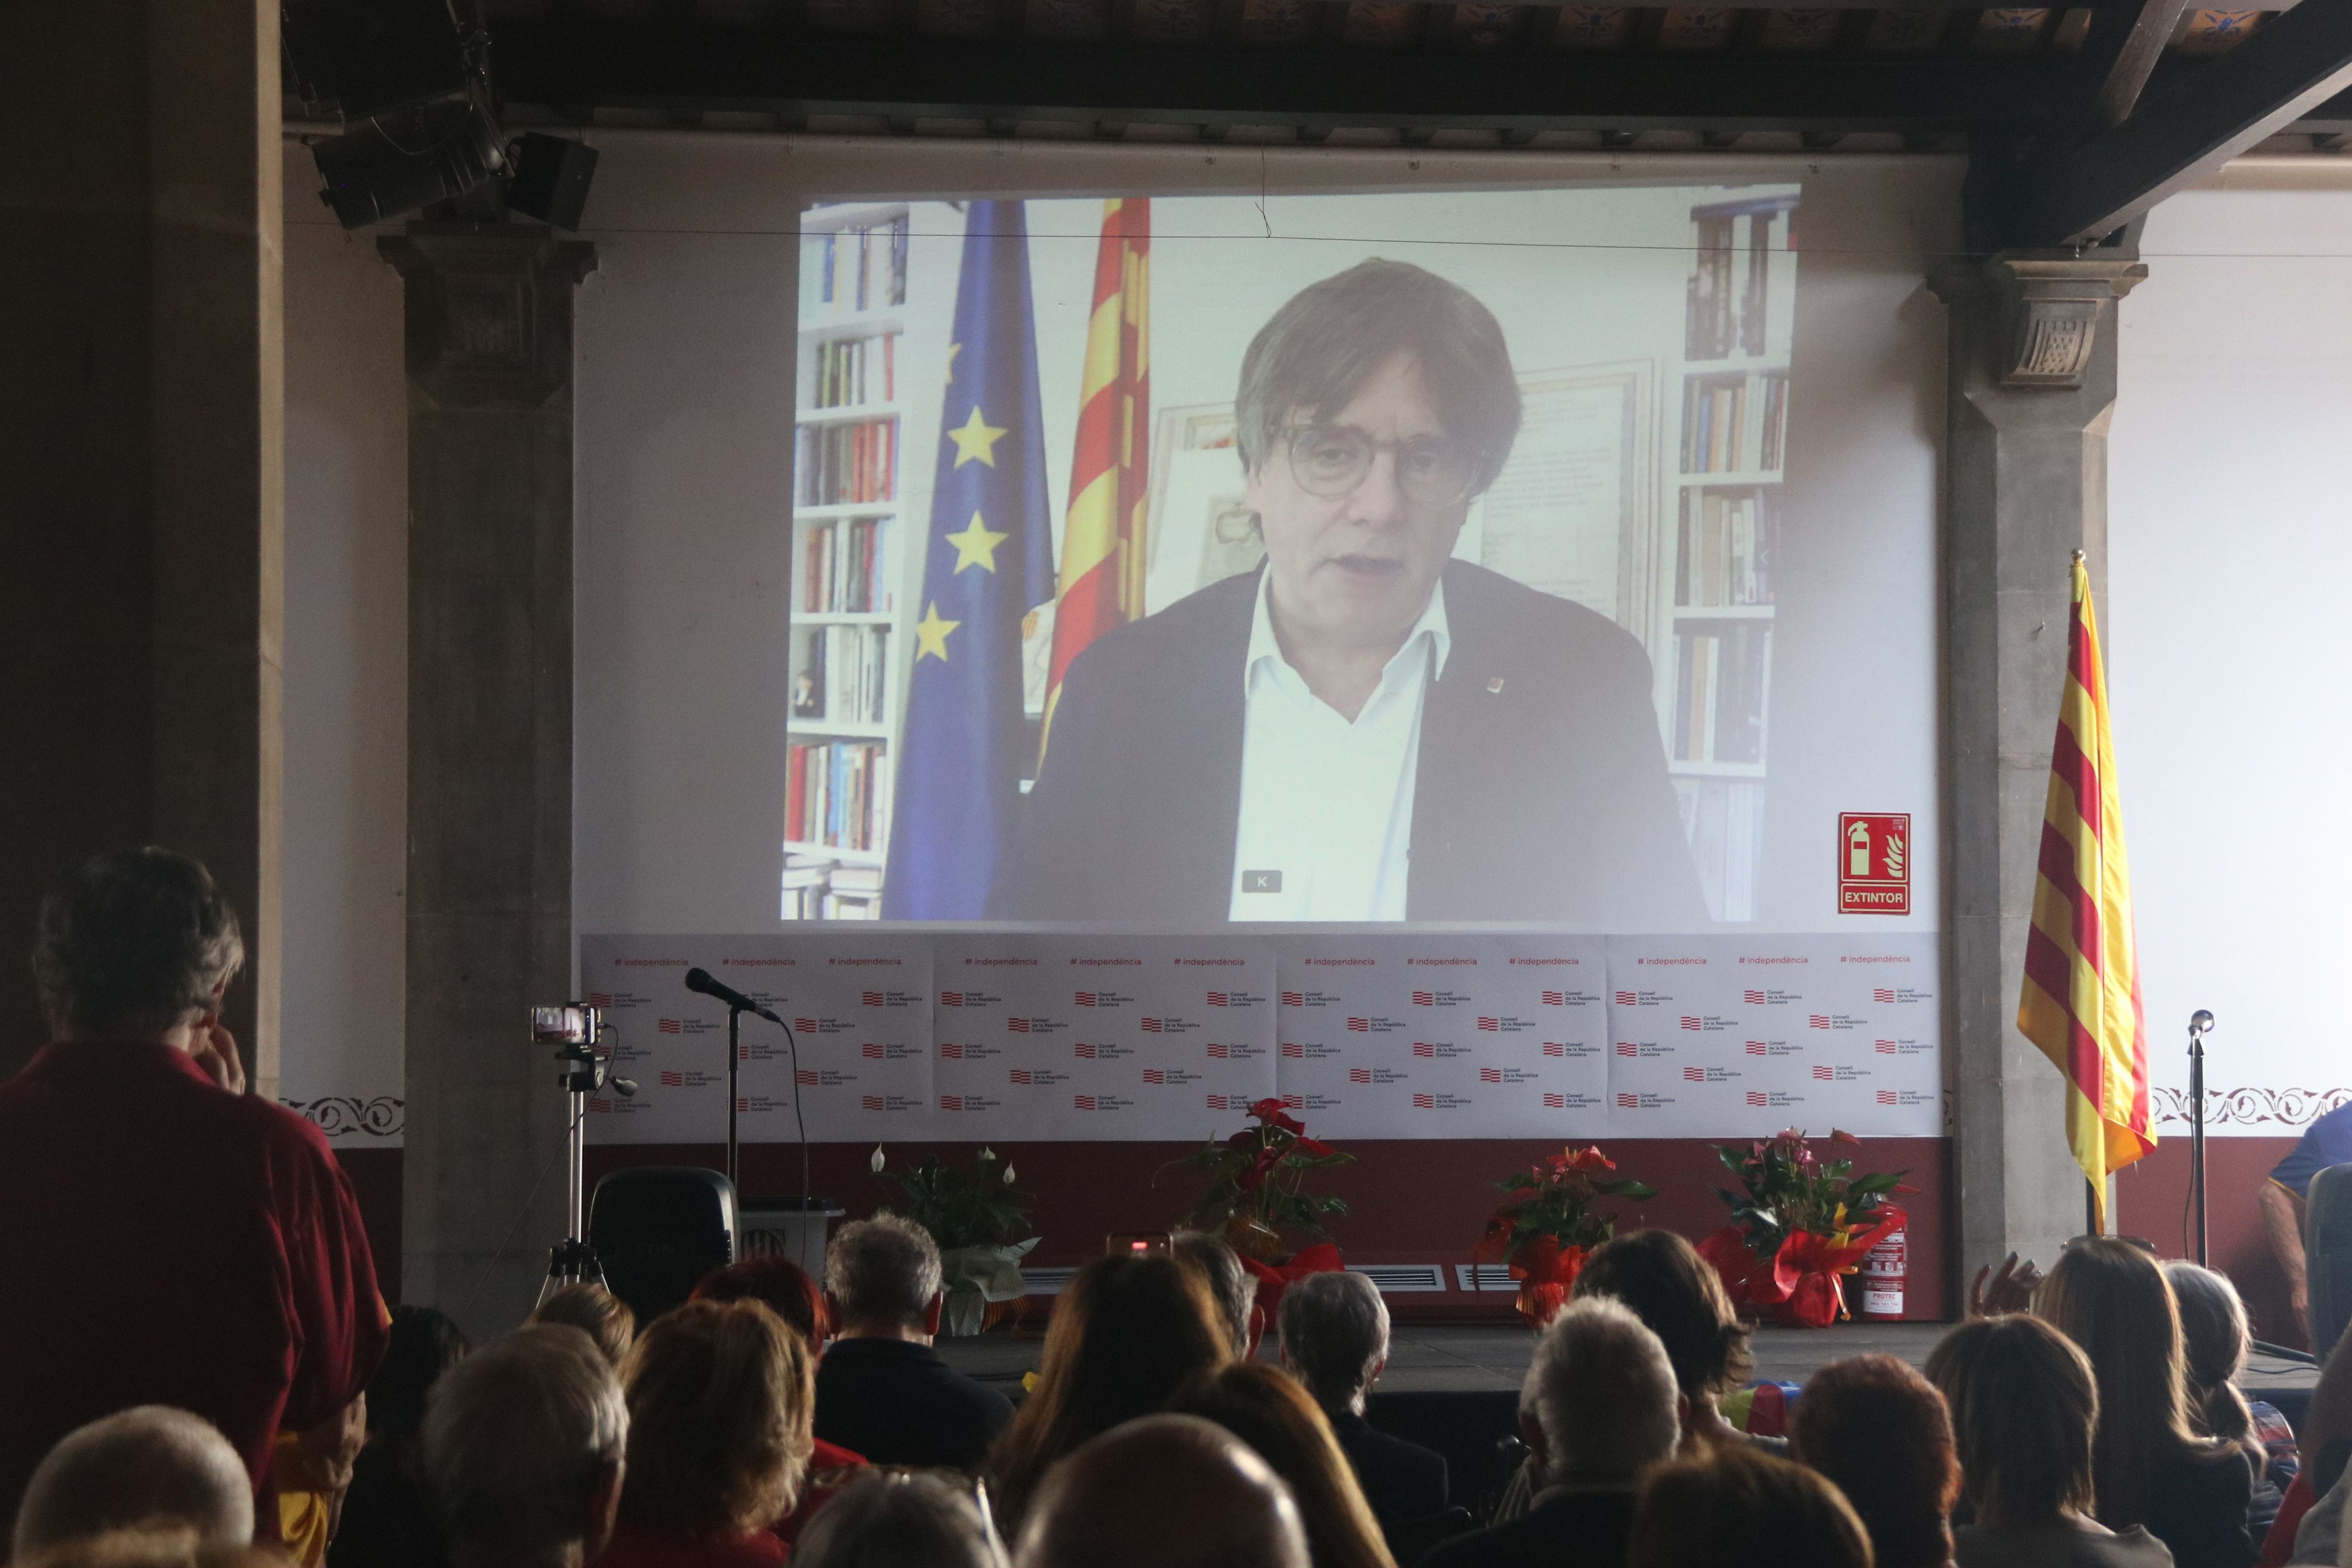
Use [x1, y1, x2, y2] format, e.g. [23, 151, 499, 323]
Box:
[1003, 1164, 1017, 1185]
[869, 1145, 886, 1173]
[979, 1146, 996, 1163]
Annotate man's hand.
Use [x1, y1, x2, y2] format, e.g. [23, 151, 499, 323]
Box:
[1969, 1253, 2044, 1316]
[189, 1020, 246, 1095]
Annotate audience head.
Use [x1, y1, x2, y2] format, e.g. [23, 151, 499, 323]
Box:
[1574, 1229, 1755, 1408]
[1014, 1414, 1311, 1568]
[985, 1253, 1232, 1532]
[14, 1527, 279, 1568]
[529, 1284, 634, 1368]
[2163, 1260, 2258, 1447]
[32, 848, 243, 1039]
[369, 1305, 472, 1442]
[2037, 1236, 2225, 1528]
[423, 1324, 629, 1568]
[1925, 1314, 2096, 1526]
[1629, 1445, 1874, 1568]
[696, 1252, 832, 1345]
[12, 1408, 254, 1560]
[1172, 1232, 1260, 1359]
[1521, 1296, 1681, 1486]
[1788, 1355, 1957, 1568]
[825, 1214, 944, 1338]
[618, 1297, 814, 1538]
[790, 1472, 1008, 1568]
[1167, 1363, 1390, 1568]
[1277, 1271, 1389, 1417]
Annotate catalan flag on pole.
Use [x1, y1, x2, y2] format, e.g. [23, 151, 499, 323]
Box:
[880, 202, 1055, 919]
[2017, 551, 2153, 1231]
[1039, 198, 1151, 755]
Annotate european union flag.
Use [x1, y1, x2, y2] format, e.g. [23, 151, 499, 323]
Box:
[881, 202, 1055, 918]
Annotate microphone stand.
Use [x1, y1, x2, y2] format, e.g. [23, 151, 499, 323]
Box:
[726, 1003, 743, 1191]
[2190, 1011, 2214, 1266]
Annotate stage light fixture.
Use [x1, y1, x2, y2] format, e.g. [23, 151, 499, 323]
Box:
[505, 134, 600, 232]
[312, 95, 506, 230]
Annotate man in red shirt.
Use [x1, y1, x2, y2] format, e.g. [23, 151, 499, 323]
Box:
[0, 847, 388, 1537]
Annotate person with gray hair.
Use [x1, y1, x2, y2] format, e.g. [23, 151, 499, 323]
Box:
[0, 848, 386, 1539]
[422, 1326, 628, 1568]
[1172, 1232, 1261, 1359]
[790, 1472, 1009, 1568]
[1012, 1414, 1311, 1568]
[12, 1408, 256, 1560]
[1277, 1269, 1448, 1533]
[814, 1214, 1014, 1470]
[1420, 1297, 1681, 1568]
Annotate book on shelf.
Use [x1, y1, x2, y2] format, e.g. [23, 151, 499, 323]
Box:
[1759, 373, 1788, 471]
[785, 742, 893, 852]
[797, 418, 899, 507]
[1675, 489, 1774, 607]
[1673, 622, 1770, 765]
[802, 517, 887, 613]
[802, 217, 910, 316]
[1680, 371, 1787, 475]
[810, 333, 898, 411]
[1684, 207, 1785, 362]
[794, 624, 891, 725]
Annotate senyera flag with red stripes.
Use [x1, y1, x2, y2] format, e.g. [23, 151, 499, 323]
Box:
[2017, 551, 2153, 1231]
[1039, 198, 1150, 758]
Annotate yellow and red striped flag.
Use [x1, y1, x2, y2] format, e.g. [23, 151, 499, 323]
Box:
[2018, 551, 2153, 1232]
[1040, 198, 1150, 756]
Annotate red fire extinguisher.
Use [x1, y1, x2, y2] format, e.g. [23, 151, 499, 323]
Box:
[1859, 1229, 1907, 1321]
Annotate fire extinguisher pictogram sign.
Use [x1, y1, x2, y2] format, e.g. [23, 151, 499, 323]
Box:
[1838, 812, 1911, 916]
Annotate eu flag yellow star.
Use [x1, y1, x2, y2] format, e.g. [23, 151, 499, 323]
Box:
[946, 406, 1009, 469]
[914, 601, 961, 662]
[943, 511, 1009, 574]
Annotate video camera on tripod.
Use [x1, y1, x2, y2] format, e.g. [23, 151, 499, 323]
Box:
[530, 1004, 634, 1301]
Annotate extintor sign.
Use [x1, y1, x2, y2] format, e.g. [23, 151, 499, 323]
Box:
[1838, 813, 1912, 916]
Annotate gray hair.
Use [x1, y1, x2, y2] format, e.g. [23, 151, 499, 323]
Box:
[12, 1407, 254, 1559]
[827, 1214, 944, 1331]
[423, 1325, 628, 1559]
[1277, 1270, 1389, 1413]
[1172, 1232, 1259, 1358]
[792, 1473, 1008, 1568]
[31, 849, 244, 1038]
[1524, 1297, 1680, 1483]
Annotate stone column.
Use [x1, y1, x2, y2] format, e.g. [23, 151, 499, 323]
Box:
[1930, 254, 2146, 1284]
[0, 0, 282, 1087]
[381, 224, 595, 1337]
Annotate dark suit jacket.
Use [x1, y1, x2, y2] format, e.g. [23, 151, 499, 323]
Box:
[1330, 1408, 1449, 1525]
[989, 561, 1706, 925]
[1417, 1487, 1637, 1568]
[812, 1337, 1015, 1471]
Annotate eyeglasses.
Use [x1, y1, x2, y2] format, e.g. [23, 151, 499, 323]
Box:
[1280, 424, 1485, 508]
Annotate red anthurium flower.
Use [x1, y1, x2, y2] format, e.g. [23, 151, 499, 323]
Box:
[1560, 1146, 1617, 1174]
[1249, 1097, 1288, 1121]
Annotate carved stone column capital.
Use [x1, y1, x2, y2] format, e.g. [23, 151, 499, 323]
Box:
[378, 224, 597, 409]
[1929, 251, 2147, 391]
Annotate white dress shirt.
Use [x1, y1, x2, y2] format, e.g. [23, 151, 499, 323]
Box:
[1228, 573, 1450, 921]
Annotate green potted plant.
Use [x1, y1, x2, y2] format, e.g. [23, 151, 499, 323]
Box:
[870, 1145, 1038, 1335]
[1172, 1098, 1352, 1261]
[1475, 1145, 1657, 1326]
[1697, 1128, 1910, 1327]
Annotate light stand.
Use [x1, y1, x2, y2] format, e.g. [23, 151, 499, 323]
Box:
[727, 1003, 743, 1191]
[532, 1004, 635, 1304]
[2190, 1009, 2215, 1266]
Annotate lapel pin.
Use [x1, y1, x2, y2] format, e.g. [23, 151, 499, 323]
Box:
[1485, 677, 1506, 695]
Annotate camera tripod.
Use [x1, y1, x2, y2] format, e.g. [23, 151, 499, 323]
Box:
[538, 1008, 635, 1303]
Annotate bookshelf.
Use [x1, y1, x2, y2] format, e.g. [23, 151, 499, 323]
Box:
[1660, 190, 1798, 923]
[786, 202, 914, 919]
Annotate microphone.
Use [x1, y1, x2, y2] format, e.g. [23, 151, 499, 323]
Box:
[2190, 1009, 2215, 1036]
[684, 967, 783, 1025]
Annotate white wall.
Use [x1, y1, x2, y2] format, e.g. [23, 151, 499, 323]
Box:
[281, 203, 410, 1144]
[2110, 167, 2352, 1136]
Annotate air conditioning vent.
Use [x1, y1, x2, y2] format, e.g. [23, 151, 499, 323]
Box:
[1347, 1263, 1448, 1294]
[1456, 1264, 1516, 1293]
[1020, 1266, 1078, 1296]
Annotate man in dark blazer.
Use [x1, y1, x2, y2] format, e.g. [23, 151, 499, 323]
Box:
[992, 258, 1703, 927]
[1277, 1271, 1449, 1541]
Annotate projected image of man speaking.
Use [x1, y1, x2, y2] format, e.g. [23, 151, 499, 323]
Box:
[989, 258, 1705, 926]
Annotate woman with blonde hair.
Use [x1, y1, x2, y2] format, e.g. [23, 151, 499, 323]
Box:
[597, 1299, 815, 1568]
[2038, 1239, 2256, 1568]
[1168, 1363, 1395, 1568]
[1926, 1314, 2170, 1568]
[981, 1252, 1231, 1536]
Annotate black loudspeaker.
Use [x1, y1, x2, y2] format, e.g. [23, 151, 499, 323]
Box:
[507, 134, 600, 232]
[589, 1167, 738, 1328]
[2309, 1163, 2352, 1360]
